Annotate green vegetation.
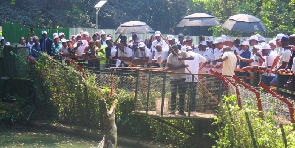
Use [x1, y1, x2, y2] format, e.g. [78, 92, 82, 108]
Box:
[2, 0, 294, 36]
[213, 95, 295, 147]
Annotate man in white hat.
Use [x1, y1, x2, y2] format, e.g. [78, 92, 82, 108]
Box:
[51, 33, 62, 56]
[59, 32, 65, 40]
[260, 44, 277, 86]
[236, 40, 252, 82]
[212, 37, 224, 74]
[99, 30, 107, 46]
[0, 37, 6, 46]
[152, 43, 169, 67]
[40, 30, 53, 55]
[249, 35, 258, 46]
[135, 42, 150, 62]
[269, 39, 277, 54]
[183, 35, 197, 53]
[151, 31, 169, 58]
[206, 36, 214, 49]
[224, 36, 237, 52]
[197, 41, 207, 56]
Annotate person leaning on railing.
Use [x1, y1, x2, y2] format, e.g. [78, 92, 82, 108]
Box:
[167, 45, 193, 116]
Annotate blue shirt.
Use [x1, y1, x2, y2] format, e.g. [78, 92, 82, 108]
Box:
[239, 48, 251, 68]
[51, 42, 62, 56]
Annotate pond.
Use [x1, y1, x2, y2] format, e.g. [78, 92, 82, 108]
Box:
[0, 124, 131, 148]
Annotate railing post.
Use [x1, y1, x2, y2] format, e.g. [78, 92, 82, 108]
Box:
[161, 72, 166, 116]
[134, 71, 139, 112]
[146, 71, 151, 114]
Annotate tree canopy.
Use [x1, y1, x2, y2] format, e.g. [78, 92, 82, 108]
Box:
[0, 0, 295, 37]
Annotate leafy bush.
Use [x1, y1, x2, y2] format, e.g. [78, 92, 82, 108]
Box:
[213, 95, 295, 147]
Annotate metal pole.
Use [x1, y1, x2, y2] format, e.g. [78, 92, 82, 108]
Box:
[96, 8, 100, 29]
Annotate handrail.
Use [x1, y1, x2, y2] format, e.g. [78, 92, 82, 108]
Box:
[232, 75, 264, 119]
[209, 69, 229, 97]
[258, 82, 295, 124]
[223, 76, 242, 109]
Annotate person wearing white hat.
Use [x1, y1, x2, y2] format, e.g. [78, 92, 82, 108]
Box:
[183, 35, 197, 53]
[212, 37, 224, 74]
[197, 41, 207, 56]
[135, 42, 150, 65]
[117, 43, 133, 67]
[151, 31, 169, 59]
[40, 30, 53, 55]
[269, 39, 277, 54]
[152, 43, 169, 67]
[59, 32, 65, 40]
[260, 44, 277, 86]
[249, 35, 258, 46]
[30, 36, 41, 59]
[236, 40, 252, 82]
[258, 35, 265, 44]
[206, 36, 214, 49]
[51, 33, 62, 56]
[224, 36, 238, 52]
[60, 39, 70, 63]
[0, 37, 5, 46]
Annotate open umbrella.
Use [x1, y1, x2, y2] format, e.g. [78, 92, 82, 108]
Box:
[176, 13, 220, 27]
[115, 21, 154, 34]
[222, 14, 267, 33]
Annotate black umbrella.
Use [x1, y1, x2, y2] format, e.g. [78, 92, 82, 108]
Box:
[176, 13, 220, 27]
[222, 14, 267, 33]
[115, 21, 154, 34]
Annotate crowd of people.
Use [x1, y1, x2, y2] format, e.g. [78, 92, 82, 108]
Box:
[1, 29, 295, 116]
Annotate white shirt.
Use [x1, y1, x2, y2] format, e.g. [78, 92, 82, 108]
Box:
[154, 49, 169, 62]
[185, 51, 206, 82]
[262, 51, 277, 76]
[213, 48, 223, 73]
[118, 46, 133, 65]
[291, 57, 295, 72]
[250, 53, 259, 66]
[151, 40, 169, 52]
[277, 48, 292, 68]
[61, 46, 70, 60]
[202, 48, 214, 72]
[136, 47, 150, 59]
[76, 46, 85, 56]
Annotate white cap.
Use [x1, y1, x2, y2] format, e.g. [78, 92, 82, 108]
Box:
[185, 35, 192, 41]
[59, 32, 64, 36]
[61, 39, 67, 43]
[53, 33, 59, 39]
[225, 36, 233, 42]
[207, 36, 214, 42]
[276, 33, 284, 40]
[154, 31, 161, 37]
[167, 35, 175, 40]
[138, 42, 146, 48]
[186, 46, 193, 50]
[83, 31, 89, 36]
[136, 37, 143, 42]
[258, 36, 265, 42]
[221, 35, 227, 42]
[106, 37, 112, 41]
[249, 35, 258, 41]
[42, 31, 47, 34]
[269, 39, 276, 45]
[290, 34, 295, 37]
[0, 36, 4, 40]
[261, 44, 271, 50]
[241, 40, 250, 46]
[82, 40, 88, 46]
[99, 30, 106, 35]
[214, 37, 223, 44]
[5, 42, 10, 45]
[200, 41, 207, 46]
[76, 34, 81, 37]
[129, 37, 133, 41]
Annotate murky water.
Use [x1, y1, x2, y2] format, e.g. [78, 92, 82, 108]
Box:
[0, 125, 130, 148]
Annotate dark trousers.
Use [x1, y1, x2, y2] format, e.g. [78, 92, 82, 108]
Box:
[261, 75, 275, 86]
[187, 82, 197, 112]
[170, 78, 187, 112]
